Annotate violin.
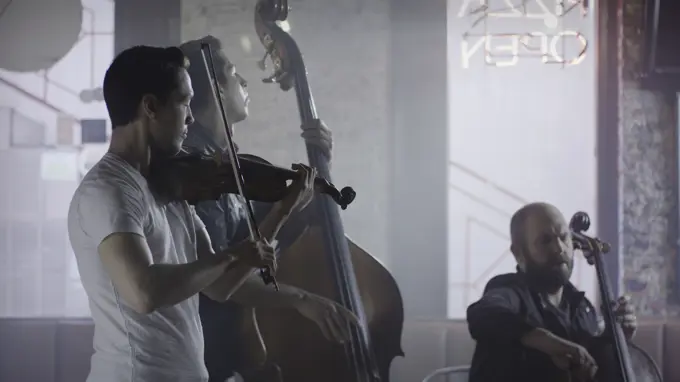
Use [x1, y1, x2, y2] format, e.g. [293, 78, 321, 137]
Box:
[149, 41, 357, 290]
[566, 212, 663, 382]
[152, 6, 404, 381]
[149, 150, 356, 209]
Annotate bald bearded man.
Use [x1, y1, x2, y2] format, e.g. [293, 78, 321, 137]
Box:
[466, 202, 638, 382]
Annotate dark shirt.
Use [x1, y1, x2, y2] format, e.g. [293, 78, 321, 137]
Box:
[193, 184, 312, 381]
[195, 195, 267, 381]
[197, 195, 312, 381]
[466, 271, 601, 382]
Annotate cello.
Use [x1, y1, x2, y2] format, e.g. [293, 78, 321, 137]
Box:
[568, 212, 662, 382]
[226, 1, 406, 381]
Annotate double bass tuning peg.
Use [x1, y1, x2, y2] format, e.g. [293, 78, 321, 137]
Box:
[256, 51, 269, 71]
[256, 51, 288, 85]
[257, 52, 277, 83]
[263, 74, 278, 84]
[262, 71, 289, 85]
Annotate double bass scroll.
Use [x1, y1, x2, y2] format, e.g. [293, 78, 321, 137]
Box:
[224, 1, 406, 381]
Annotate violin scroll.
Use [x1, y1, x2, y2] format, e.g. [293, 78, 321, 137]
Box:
[327, 186, 356, 210]
[338, 187, 356, 210]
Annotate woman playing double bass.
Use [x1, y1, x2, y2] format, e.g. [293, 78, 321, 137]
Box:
[178, 35, 359, 382]
[171, 2, 406, 379]
[466, 202, 661, 382]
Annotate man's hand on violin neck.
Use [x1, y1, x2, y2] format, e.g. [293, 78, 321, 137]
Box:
[280, 163, 316, 215]
[300, 119, 333, 162]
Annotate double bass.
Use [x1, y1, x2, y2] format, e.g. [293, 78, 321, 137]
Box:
[568, 212, 662, 382]
[226, 1, 405, 381]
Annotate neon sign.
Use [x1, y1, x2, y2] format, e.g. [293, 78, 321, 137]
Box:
[456, 0, 589, 68]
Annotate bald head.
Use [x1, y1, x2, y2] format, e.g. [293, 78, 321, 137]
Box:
[510, 202, 564, 247]
[509, 202, 574, 290]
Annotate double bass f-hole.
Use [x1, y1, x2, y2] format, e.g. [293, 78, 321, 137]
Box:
[243, 0, 405, 381]
[254, 0, 378, 377]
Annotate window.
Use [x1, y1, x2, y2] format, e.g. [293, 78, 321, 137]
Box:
[0, 220, 9, 315]
[10, 110, 46, 148]
[6, 220, 41, 316]
[0, 0, 115, 317]
[446, 0, 597, 318]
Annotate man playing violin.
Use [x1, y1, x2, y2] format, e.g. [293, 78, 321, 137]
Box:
[466, 202, 637, 382]
[67, 46, 281, 382]
[179, 35, 359, 382]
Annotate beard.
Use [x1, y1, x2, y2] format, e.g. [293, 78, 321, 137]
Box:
[522, 252, 574, 293]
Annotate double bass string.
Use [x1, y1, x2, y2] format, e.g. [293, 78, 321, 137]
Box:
[249, 1, 404, 380]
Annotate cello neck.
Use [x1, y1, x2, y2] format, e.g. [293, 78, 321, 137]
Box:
[592, 249, 636, 382]
[570, 214, 637, 382]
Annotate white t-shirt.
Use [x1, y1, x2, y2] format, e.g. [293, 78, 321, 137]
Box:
[67, 152, 209, 382]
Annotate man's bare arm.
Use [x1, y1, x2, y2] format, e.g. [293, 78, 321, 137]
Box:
[200, 203, 289, 302]
[196, 224, 256, 302]
[98, 232, 236, 314]
[259, 201, 290, 243]
[229, 273, 305, 307]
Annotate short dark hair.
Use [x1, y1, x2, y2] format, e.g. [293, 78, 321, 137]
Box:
[103, 45, 189, 127]
[179, 35, 229, 113]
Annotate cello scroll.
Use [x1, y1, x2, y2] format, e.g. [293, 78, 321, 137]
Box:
[569, 212, 611, 265]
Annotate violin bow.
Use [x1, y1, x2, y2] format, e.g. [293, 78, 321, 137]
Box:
[199, 42, 279, 290]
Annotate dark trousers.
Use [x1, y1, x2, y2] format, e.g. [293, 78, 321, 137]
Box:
[200, 293, 243, 382]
